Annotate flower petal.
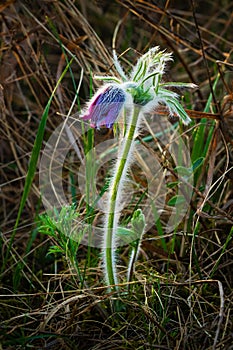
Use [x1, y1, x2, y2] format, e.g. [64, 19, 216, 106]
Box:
[81, 85, 126, 128]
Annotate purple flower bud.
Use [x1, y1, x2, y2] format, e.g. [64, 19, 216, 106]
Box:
[82, 85, 126, 128]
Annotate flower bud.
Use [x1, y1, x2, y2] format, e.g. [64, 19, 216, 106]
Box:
[81, 84, 126, 128]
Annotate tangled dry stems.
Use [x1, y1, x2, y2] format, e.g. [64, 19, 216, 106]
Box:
[0, 0, 233, 349]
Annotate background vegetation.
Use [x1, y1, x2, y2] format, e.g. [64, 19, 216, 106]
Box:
[0, 0, 233, 349]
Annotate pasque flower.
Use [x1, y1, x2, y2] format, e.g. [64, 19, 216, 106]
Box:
[80, 47, 197, 301]
[81, 46, 196, 128]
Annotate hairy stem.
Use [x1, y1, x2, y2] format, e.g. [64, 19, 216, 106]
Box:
[103, 104, 142, 290]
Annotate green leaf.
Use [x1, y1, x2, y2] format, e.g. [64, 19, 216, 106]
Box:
[116, 227, 136, 244]
[94, 75, 122, 84]
[161, 82, 197, 89]
[167, 195, 186, 206]
[174, 166, 192, 177]
[191, 157, 204, 172]
[174, 157, 204, 178]
[47, 246, 64, 256]
[166, 181, 179, 188]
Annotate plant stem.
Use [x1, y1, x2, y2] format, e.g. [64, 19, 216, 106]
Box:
[103, 104, 142, 290]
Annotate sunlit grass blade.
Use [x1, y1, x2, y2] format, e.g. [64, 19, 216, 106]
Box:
[191, 74, 219, 163]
